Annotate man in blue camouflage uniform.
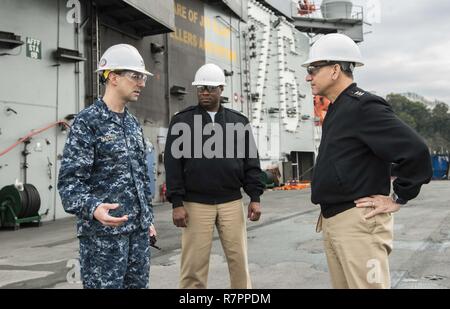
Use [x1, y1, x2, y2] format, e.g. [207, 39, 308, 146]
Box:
[58, 44, 156, 289]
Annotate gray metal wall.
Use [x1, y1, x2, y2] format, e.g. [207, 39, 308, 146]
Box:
[257, 0, 296, 19]
[167, 0, 206, 114]
[204, 2, 247, 113]
[0, 0, 86, 220]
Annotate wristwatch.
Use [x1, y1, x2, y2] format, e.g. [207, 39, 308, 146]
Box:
[391, 192, 407, 205]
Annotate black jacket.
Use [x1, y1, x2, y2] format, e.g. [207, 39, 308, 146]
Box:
[164, 104, 264, 208]
[312, 83, 432, 218]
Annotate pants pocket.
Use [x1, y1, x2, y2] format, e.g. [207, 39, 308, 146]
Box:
[358, 207, 376, 234]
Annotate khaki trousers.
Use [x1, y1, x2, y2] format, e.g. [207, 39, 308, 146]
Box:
[180, 199, 252, 289]
[317, 207, 394, 289]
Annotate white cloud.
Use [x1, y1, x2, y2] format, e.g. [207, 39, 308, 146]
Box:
[352, 0, 450, 103]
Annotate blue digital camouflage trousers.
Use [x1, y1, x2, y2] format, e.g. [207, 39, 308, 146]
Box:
[79, 228, 150, 289]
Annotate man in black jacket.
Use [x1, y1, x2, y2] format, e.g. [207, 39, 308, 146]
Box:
[164, 63, 264, 289]
[303, 34, 432, 289]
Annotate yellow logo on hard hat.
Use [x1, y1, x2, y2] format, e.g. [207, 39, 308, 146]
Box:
[103, 70, 111, 80]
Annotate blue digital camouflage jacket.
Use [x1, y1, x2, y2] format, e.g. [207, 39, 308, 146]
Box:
[58, 99, 154, 236]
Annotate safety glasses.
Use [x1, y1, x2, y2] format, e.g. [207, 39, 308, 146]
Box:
[118, 71, 148, 83]
[306, 62, 338, 76]
[196, 85, 220, 93]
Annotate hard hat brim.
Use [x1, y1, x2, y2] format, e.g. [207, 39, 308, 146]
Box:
[302, 58, 364, 67]
[192, 81, 226, 86]
[96, 67, 154, 76]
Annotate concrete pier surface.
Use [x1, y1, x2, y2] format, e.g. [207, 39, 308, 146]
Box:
[1, 181, 449, 289]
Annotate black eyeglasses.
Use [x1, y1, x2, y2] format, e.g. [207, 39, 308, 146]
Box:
[197, 85, 220, 93]
[306, 62, 338, 75]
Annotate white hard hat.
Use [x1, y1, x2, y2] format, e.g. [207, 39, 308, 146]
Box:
[302, 33, 364, 67]
[97, 44, 153, 76]
[192, 63, 226, 86]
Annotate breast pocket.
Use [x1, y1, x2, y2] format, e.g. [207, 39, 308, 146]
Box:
[96, 136, 127, 162]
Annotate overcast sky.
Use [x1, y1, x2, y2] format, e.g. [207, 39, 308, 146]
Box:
[349, 0, 450, 104]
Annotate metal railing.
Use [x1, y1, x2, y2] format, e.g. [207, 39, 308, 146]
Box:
[296, 1, 364, 21]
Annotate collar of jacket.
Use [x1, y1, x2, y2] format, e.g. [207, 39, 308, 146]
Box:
[95, 98, 130, 127]
[332, 83, 358, 106]
[195, 104, 226, 124]
[196, 104, 224, 114]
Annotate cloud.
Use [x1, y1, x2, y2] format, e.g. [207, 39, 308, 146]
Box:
[352, 0, 450, 103]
